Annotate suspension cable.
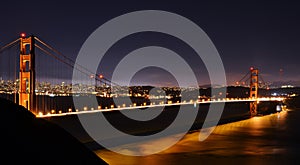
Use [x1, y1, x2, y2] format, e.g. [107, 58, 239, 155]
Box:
[35, 37, 93, 75]
[35, 43, 107, 84]
[35, 44, 86, 76]
[35, 37, 120, 86]
[259, 75, 268, 88]
[0, 38, 20, 54]
[237, 71, 250, 84]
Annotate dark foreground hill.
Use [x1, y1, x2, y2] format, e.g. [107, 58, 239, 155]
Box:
[0, 98, 108, 164]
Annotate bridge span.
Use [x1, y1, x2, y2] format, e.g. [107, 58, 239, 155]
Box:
[0, 34, 286, 119]
[36, 97, 285, 117]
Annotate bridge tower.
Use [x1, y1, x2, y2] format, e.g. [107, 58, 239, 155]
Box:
[249, 67, 258, 99]
[19, 34, 36, 113]
[249, 67, 258, 116]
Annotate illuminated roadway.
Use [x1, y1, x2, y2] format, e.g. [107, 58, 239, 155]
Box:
[36, 97, 285, 118]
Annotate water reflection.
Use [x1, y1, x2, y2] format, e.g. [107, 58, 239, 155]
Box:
[96, 109, 300, 165]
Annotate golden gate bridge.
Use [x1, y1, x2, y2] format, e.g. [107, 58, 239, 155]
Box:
[0, 34, 285, 118]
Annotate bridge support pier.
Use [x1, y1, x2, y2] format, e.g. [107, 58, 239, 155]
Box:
[250, 102, 257, 116]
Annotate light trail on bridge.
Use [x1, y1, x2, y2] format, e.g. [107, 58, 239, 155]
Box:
[36, 97, 285, 118]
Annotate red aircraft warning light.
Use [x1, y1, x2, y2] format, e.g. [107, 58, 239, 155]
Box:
[20, 33, 26, 38]
[99, 74, 103, 79]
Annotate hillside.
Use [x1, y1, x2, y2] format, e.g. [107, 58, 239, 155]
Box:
[0, 98, 108, 164]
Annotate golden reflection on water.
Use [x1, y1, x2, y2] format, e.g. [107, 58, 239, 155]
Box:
[96, 110, 290, 165]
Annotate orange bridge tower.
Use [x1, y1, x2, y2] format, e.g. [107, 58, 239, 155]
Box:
[249, 67, 258, 116]
[19, 34, 36, 113]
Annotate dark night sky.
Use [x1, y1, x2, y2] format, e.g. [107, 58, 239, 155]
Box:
[1, 0, 300, 86]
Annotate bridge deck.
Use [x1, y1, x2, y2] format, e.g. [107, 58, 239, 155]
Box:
[37, 97, 284, 117]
